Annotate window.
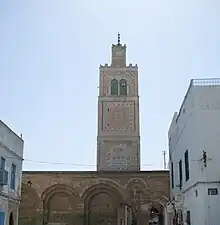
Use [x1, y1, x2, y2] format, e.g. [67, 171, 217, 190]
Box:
[184, 150, 189, 181]
[110, 79, 118, 96]
[10, 164, 16, 190]
[208, 188, 218, 195]
[179, 159, 182, 189]
[186, 210, 191, 225]
[171, 162, 174, 189]
[119, 79, 127, 95]
[0, 157, 5, 170]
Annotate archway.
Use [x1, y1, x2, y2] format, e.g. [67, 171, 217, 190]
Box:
[42, 184, 78, 225]
[19, 183, 41, 225]
[88, 192, 117, 225]
[83, 184, 123, 225]
[9, 212, 13, 225]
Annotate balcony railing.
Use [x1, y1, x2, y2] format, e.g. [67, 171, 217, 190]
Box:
[0, 169, 9, 185]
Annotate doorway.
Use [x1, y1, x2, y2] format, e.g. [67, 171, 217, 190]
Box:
[9, 212, 13, 225]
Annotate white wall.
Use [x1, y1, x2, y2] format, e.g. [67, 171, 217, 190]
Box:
[0, 120, 24, 225]
[0, 143, 23, 198]
[0, 121, 23, 158]
[169, 80, 220, 225]
[183, 183, 220, 225]
[169, 84, 220, 192]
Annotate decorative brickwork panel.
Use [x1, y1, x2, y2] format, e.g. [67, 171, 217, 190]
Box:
[101, 101, 135, 132]
[100, 140, 139, 171]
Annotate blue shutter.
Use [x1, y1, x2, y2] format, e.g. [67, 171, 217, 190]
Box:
[0, 212, 5, 225]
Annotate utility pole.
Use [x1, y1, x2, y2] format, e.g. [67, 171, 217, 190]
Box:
[162, 150, 167, 169]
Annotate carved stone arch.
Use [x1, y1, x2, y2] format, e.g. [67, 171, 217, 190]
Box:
[19, 182, 42, 225]
[126, 178, 150, 190]
[21, 182, 42, 207]
[83, 183, 124, 225]
[82, 183, 123, 201]
[126, 178, 150, 204]
[41, 183, 79, 202]
[95, 178, 125, 196]
[41, 184, 79, 225]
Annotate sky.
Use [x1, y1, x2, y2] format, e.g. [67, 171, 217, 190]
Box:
[0, 0, 220, 171]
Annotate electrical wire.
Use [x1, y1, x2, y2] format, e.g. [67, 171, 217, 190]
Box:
[1, 155, 211, 167]
[1, 155, 154, 167]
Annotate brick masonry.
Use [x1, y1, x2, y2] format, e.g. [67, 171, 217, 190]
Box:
[19, 170, 169, 225]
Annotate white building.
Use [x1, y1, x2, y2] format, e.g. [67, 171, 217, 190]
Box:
[0, 120, 24, 225]
[168, 78, 220, 225]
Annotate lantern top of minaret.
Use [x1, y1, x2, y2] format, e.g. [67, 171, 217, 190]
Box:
[110, 32, 126, 67]
[117, 32, 121, 45]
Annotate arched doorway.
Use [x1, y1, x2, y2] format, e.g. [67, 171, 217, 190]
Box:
[41, 184, 78, 225]
[83, 183, 123, 225]
[88, 192, 117, 225]
[9, 212, 13, 225]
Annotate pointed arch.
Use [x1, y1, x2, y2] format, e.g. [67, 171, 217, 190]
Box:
[119, 79, 127, 95]
[110, 79, 118, 95]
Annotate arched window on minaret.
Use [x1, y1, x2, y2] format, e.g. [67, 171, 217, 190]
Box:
[110, 79, 118, 95]
[119, 79, 127, 96]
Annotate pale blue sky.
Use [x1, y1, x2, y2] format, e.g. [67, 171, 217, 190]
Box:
[0, 1, 220, 171]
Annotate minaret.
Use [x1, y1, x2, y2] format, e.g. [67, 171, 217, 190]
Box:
[97, 34, 140, 171]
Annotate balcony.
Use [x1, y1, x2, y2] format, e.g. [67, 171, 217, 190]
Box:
[0, 169, 9, 185]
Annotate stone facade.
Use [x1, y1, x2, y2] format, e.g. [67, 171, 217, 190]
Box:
[19, 36, 170, 225]
[19, 171, 169, 225]
[97, 36, 140, 171]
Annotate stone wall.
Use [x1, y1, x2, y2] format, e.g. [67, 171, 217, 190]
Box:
[19, 171, 169, 225]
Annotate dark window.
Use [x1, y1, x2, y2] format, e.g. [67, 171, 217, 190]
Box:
[171, 161, 174, 189]
[110, 79, 118, 95]
[0, 157, 5, 170]
[184, 150, 190, 181]
[10, 164, 16, 190]
[179, 159, 182, 189]
[119, 79, 127, 95]
[186, 210, 191, 225]
[208, 188, 218, 195]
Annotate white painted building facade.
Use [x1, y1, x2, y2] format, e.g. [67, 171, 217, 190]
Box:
[168, 78, 220, 225]
[0, 120, 24, 225]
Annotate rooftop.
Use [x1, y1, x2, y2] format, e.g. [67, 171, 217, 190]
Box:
[176, 78, 220, 122]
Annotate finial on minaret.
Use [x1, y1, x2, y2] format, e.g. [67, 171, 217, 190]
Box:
[117, 32, 120, 45]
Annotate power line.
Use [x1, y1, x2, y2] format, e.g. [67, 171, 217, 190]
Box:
[3, 156, 153, 167]
[2, 155, 212, 168]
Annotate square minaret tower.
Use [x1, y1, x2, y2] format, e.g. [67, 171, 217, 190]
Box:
[97, 34, 140, 171]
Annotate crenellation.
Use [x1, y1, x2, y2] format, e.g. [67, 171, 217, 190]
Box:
[100, 64, 138, 70]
